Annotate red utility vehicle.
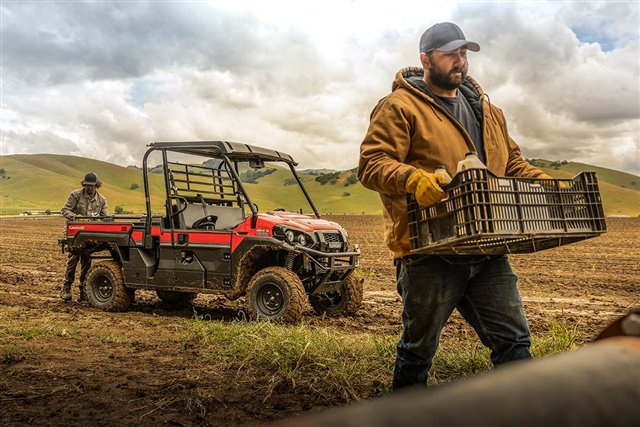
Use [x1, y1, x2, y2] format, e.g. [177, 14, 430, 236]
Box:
[59, 141, 362, 322]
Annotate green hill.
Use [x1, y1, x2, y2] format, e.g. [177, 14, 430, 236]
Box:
[0, 154, 638, 216]
[530, 159, 640, 216]
[0, 154, 166, 215]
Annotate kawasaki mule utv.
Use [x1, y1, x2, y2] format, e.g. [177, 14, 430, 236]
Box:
[59, 141, 362, 323]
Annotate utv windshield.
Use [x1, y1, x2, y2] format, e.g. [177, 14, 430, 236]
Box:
[235, 160, 316, 216]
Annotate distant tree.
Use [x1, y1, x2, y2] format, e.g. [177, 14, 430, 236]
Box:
[114, 205, 132, 214]
[549, 161, 564, 169]
[315, 172, 340, 185]
[240, 168, 276, 183]
[284, 178, 297, 186]
[342, 192, 351, 197]
[130, 183, 139, 190]
[45, 209, 51, 215]
[344, 174, 358, 186]
[0, 168, 5, 177]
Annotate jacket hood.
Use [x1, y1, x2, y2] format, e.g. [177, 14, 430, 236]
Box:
[392, 66, 485, 100]
[393, 67, 486, 129]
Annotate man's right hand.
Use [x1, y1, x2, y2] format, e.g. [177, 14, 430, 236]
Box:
[405, 170, 447, 207]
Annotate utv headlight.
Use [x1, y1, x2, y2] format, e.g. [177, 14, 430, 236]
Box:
[284, 230, 295, 243]
[297, 234, 307, 246]
[274, 225, 314, 247]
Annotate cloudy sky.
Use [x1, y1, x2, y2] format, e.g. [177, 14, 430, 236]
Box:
[1, 0, 639, 174]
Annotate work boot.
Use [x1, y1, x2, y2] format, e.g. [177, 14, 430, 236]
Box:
[60, 283, 72, 302]
[77, 283, 86, 302]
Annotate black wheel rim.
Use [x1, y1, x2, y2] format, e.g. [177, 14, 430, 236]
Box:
[93, 273, 114, 304]
[327, 291, 343, 307]
[318, 290, 343, 309]
[256, 282, 284, 316]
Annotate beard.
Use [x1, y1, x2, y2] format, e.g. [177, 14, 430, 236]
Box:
[428, 58, 467, 91]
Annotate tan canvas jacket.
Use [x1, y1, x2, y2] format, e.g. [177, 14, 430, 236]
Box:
[61, 188, 108, 220]
[358, 67, 546, 258]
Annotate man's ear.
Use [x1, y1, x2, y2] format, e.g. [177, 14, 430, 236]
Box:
[420, 52, 430, 70]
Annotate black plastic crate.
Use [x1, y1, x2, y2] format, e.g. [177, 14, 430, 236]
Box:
[407, 169, 607, 255]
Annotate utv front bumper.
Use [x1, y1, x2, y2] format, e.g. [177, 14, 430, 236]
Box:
[280, 241, 360, 295]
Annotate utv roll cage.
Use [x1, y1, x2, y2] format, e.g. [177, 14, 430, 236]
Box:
[141, 141, 320, 249]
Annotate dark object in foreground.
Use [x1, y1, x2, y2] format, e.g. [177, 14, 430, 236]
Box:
[275, 335, 640, 427]
[408, 169, 607, 254]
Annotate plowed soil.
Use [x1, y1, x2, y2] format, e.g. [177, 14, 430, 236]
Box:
[1, 216, 638, 426]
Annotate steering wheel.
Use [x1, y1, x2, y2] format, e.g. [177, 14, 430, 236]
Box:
[193, 215, 218, 230]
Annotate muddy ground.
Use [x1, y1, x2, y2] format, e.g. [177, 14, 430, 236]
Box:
[0, 216, 638, 426]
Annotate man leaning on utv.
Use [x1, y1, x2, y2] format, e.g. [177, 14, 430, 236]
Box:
[60, 172, 108, 302]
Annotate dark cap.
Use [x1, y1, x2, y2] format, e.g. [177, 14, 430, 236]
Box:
[420, 22, 480, 53]
[82, 172, 99, 185]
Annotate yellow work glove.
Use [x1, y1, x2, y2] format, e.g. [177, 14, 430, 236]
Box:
[405, 169, 447, 207]
[536, 173, 569, 188]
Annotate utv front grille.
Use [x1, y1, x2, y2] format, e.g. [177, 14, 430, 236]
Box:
[317, 231, 344, 252]
[323, 233, 341, 243]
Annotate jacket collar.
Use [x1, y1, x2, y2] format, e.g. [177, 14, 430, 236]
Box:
[394, 67, 485, 123]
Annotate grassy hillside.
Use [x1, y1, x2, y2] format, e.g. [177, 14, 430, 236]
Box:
[0, 155, 166, 215]
[532, 159, 640, 216]
[0, 154, 638, 216]
[243, 167, 382, 215]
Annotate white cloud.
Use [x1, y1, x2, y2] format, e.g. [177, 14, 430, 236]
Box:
[1, 0, 638, 175]
[457, 2, 640, 174]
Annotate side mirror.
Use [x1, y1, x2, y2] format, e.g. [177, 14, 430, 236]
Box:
[249, 158, 265, 169]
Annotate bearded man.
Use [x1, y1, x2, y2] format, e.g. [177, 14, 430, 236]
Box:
[358, 22, 551, 390]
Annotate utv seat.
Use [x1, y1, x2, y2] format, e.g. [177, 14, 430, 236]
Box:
[177, 202, 244, 230]
[207, 206, 244, 229]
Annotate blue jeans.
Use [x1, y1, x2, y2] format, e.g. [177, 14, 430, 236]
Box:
[393, 254, 531, 390]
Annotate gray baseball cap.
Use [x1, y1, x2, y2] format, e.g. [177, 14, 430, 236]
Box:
[419, 22, 480, 53]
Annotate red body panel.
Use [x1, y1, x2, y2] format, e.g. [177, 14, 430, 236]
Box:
[257, 212, 342, 232]
[66, 223, 133, 236]
[67, 210, 340, 251]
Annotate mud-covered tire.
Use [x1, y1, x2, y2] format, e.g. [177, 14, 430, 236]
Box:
[247, 267, 306, 323]
[309, 274, 363, 317]
[85, 260, 132, 312]
[156, 290, 197, 308]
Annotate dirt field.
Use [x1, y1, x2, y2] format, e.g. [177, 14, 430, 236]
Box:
[1, 216, 638, 426]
